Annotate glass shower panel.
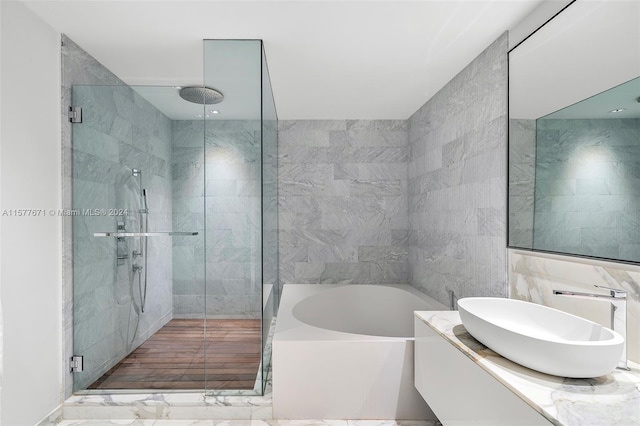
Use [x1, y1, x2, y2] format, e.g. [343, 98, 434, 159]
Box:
[261, 41, 279, 393]
[71, 84, 204, 392]
[71, 40, 276, 394]
[203, 40, 264, 393]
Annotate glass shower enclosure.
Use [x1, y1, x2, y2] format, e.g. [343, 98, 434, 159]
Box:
[70, 40, 278, 394]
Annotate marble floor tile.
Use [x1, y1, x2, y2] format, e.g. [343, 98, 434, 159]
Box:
[57, 421, 215, 426]
[247, 421, 349, 426]
[57, 421, 439, 426]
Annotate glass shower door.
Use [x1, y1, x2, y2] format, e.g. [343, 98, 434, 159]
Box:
[71, 84, 204, 391]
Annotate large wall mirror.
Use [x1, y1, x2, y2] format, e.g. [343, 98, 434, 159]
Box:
[509, 0, 640, 263]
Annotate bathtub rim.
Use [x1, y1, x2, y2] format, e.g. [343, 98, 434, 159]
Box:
[274, 284, 447, 343]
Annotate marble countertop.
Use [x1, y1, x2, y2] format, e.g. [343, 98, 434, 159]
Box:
[415, 311, 640, 426]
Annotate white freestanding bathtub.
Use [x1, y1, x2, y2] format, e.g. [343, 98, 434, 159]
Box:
[273, 284, 447, 420]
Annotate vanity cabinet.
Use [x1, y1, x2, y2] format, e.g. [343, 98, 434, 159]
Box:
[414, 315, 551, 425]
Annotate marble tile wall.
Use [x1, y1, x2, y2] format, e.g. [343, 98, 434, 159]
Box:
[407, 32, 509, 305]
[172, 120, 262, 318]
[508, 118, 536, 248]
[62, 35, 173, 393]
[533, 118, 640, 262]
[509, 249, 640, 363]
[278, 120, 410, 285]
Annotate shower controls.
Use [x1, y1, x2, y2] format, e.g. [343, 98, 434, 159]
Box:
[116, 221, 128, 266]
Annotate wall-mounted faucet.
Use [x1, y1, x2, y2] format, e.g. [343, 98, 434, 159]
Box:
[553, 285, 628, 371]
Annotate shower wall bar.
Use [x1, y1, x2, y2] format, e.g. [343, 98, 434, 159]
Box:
[94, 231, 199, 237]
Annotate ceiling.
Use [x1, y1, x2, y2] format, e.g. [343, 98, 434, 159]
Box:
[23, 0, 543, 120]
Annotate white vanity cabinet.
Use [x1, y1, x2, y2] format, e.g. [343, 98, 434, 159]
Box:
[414, 311, 640, 426]
[414, 314, 551, 425]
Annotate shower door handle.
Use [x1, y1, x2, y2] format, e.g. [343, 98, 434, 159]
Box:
[94, 231, 199, 237]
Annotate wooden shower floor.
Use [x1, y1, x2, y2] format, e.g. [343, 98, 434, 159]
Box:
[88, 319, 262, 390]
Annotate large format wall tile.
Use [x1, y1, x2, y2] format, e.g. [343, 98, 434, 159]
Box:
[278, 120, 409, 285]
[407, 33, 509, 305]
[172, 120, 262, 318]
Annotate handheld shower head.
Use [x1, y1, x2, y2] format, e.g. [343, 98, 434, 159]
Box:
[141, 189, 149, 213]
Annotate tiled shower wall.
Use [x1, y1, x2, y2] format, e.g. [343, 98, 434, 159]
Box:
[278, 120, 409, 284]
[172, 120, 262, 318]
[407, 32, 509, 306]
[170, 120, 205, 316]
[62, 35, 173, 393]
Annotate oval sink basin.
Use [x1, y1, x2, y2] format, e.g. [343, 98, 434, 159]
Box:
[458, 297, 624, 378]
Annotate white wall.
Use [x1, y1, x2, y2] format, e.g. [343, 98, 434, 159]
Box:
[0, 2, 62, 425]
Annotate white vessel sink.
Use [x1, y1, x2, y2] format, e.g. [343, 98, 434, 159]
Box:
[457, 297, 624, 378]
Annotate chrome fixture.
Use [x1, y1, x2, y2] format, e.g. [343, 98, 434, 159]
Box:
[133, 264, 146, 313]
[133, 169, 149, 313]
[141, 188, 149, 214]
[179, 86, 224, 105]
[116, 221, 128, 266]
[95, 231, 198, 237]
[70, 355, 84, 373]
[448, 289, 457, 311]
[68, 106, 83, 123]
[553, 285, 628, 371]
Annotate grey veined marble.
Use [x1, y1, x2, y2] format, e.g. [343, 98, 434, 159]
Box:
[407, 32, 509, 306]
[278, 120, 410, 285]
[172, 120, 263, 319]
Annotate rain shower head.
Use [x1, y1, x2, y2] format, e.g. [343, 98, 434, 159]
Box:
[179, 86, 224, 105]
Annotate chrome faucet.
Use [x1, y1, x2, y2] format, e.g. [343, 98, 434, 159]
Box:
[553, 285, 628, 371]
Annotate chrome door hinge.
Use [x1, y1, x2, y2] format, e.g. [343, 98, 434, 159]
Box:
[68, 106, 83, 123]
[70, 355, 84, 373]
